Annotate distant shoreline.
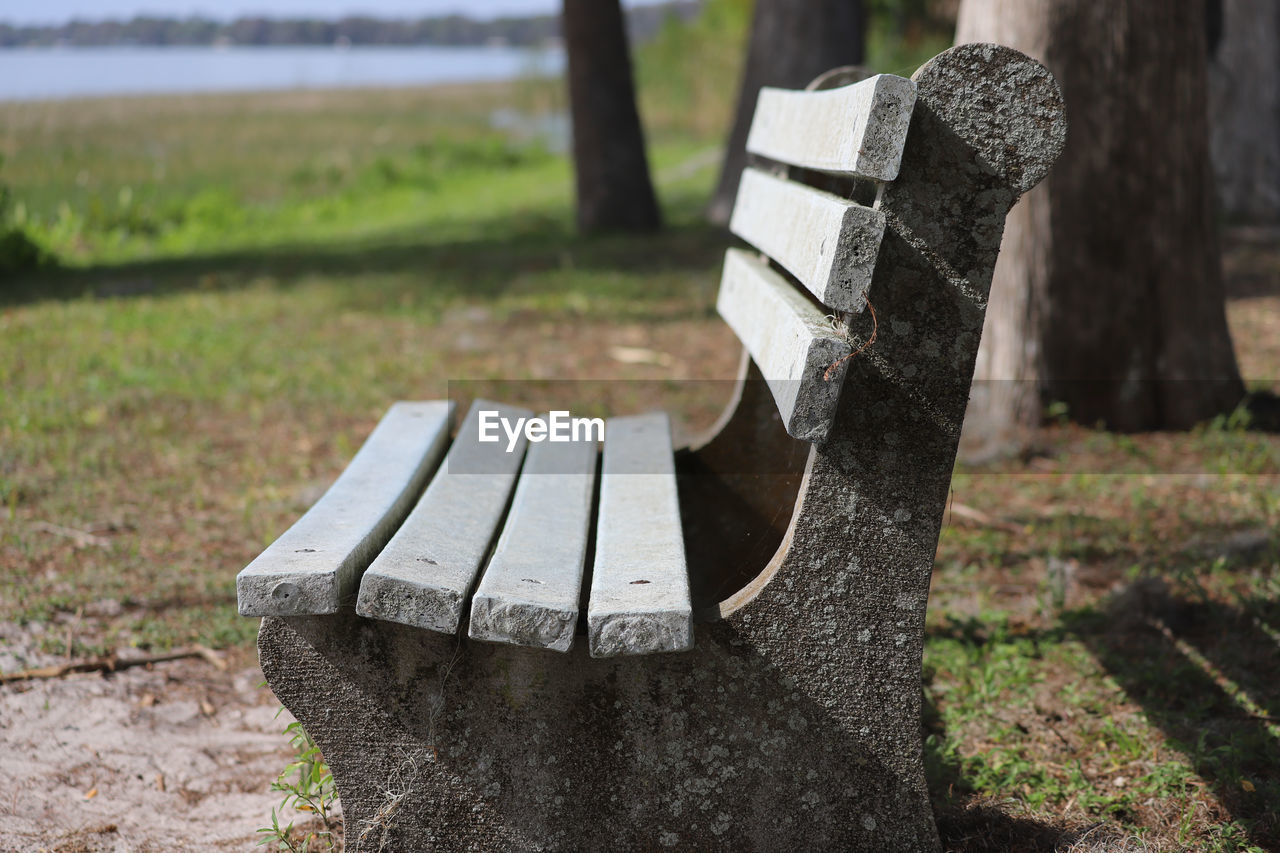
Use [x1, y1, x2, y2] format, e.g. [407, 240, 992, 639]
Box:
[0, 78, 540, 109]
[0, 43, 554, 50]
[0, 44, 566, 103]
[0, 2, 698, 49]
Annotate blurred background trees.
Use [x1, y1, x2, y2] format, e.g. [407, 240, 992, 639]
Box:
[555, 0, 1271, 442]
[562, 0, 661, 233]
[1208, 0, 1280, 224]
[956, 0, 1248, 455]
[705, 0, 867, 224]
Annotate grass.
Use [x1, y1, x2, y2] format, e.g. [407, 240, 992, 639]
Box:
[929, 433, 1280, 851]
[2, 11, 1279, 852]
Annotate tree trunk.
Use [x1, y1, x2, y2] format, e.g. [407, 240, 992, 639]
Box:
[1208, 0, 1280, 223]
[957, 0, 1245, 457]
[706, 0, 866, 225]
[562, 0, 661, 233]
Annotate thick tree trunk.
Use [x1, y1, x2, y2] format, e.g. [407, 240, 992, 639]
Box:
[1208, 0, 1280, 223]
[957, 0, 1245, 456]
[706, 0, 866, 225]
[562, 0, 661, 233]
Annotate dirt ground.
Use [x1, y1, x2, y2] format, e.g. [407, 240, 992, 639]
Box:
[0, 633, 296, 853]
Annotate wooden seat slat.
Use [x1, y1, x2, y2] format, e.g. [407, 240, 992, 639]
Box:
[746, 73, 916, 180]
[355, 400, 531, 633]
[236, 401, 453, 616]
[716, 248, 852, 443]
[466, 428, 597, 652]
[587, 412, 693, 658]
[730, 167, 885, 313]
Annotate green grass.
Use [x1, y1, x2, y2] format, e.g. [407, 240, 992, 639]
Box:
[2, 10, 1279, 851]
[930, 454, 1280, 851]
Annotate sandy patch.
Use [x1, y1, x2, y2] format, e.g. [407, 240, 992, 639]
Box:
[0, 650, 299, 853]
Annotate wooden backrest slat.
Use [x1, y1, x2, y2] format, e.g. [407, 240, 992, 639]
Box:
[746, 74, 916, 179]
[730, 167, 885, 313]
[715, 249, 852, 444]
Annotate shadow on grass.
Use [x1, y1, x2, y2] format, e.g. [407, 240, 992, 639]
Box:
[1, 214, 731, 313]
[933, 803, 1111, 853]
[923, 629, 1105, 853]
[1071, 580, 1280, 850]
[925, 576, 1280, 851]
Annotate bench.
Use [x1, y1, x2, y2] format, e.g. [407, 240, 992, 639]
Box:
[239, 43, 1065, 852]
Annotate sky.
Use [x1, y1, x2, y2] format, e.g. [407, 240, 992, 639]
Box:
[0, 0, 670, 26]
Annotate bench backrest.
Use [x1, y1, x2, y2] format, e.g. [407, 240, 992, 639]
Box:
[716, 72, 917, 444]
[696, 44, 1067, 618]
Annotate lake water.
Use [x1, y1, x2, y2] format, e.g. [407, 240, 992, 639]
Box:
[0, 45, 566, 102]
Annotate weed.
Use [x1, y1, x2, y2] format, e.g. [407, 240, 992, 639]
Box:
[258, 716, 341, 852]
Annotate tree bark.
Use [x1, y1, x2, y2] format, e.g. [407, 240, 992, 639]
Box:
[957, 0, 1245, 455]
[706, 0, 867, 225]
[562, 0, 661, 233]
[1208, 0, 1280, 223]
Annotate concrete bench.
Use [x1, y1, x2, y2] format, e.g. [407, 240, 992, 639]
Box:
[239, 44, 1065, 852]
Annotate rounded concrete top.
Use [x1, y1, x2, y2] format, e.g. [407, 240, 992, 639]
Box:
[913, 42, 1068, 196]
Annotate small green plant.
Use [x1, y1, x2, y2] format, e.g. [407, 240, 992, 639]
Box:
[258, 715, 341, 852]
[1203, 401, 1254, 433]
[0, 153, 56, 276]
[1045, 399, 1071, 426]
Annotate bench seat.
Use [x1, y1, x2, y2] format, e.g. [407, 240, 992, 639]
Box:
[238, 400, 695, 658]
[237, 71, 923, 658]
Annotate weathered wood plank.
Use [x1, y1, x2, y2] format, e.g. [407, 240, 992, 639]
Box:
[716, 248, 852, 443]
[355, 400, 532, 633]
[730, 167, 885, 312]
[746, 73, 916, 180]
[587, 412, 693, 658]
[236, 401, 454, 616]
[467, 428, 597, 652]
